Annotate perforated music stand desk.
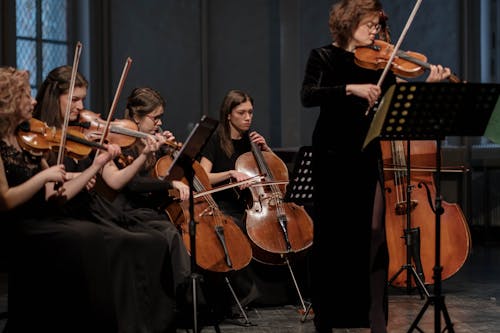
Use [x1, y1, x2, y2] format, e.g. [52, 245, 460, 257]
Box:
[364, 82, 500, 333]
[284, 146, 314, 207]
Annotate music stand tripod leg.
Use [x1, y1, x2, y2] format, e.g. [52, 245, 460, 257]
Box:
[408, 139, 454, 333]
[186, 166, 221, 333]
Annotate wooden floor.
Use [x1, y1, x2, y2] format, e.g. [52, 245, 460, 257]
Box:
[1, 243, 499, 333]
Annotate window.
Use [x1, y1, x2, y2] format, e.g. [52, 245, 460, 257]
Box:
[16, 0, 68, 95]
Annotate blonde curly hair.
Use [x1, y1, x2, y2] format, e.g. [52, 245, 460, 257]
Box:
[0, 67, 30, 134]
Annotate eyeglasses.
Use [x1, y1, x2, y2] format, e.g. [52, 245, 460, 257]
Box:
[145, 114, 162, 123]
[363, 21, 382, 33]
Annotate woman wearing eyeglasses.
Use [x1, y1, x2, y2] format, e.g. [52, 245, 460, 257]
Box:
[300, 1, 451, 332]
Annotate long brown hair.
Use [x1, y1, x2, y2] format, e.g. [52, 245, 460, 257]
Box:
[34, 65, 88, 127]
[217, 89, 254, 158]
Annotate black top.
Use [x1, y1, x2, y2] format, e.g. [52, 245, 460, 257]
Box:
[201, 130, 251, 216]
[300, 44, 395, 329]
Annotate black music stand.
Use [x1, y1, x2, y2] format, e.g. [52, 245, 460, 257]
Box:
[164, 115, 219, 333]
[283, 146, 314, 322]
[284, 146, 314, 208]
[364, 82, 500, 333]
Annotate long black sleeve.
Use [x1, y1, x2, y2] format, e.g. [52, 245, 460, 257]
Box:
[126, 174, 173, 194]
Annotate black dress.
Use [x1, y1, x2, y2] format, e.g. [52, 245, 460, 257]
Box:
[1, 141, 117, 333]
[301, 44, 394, 330]
[86, 147, 190, 332]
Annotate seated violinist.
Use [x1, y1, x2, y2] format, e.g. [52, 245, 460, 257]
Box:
[34, 65, 189, 332]
[118, 86, 193, 290]
[0, 66, 121, 332]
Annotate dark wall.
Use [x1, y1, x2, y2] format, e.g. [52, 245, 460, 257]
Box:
[102, 0, 465, 146]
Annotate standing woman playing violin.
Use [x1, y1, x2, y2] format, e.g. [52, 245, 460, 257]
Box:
[300, 1, 451, 332]
[0, 67, 121, 332]
[34, 65, 183, 332]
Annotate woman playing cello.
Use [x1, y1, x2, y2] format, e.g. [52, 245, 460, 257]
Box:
[300, 1, 451, 332]
[199, 89, 297, 317]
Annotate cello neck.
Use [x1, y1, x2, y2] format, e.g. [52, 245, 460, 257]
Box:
[250, 139, 274, 181]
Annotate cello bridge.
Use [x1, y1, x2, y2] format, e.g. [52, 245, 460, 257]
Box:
[395, 200, 418, 215]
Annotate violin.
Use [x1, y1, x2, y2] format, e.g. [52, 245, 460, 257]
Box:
[17, 118, 107, 159]
[70, 110, 182, 151]
[69, 110, 138, 147]
[354, 39, 461, 82]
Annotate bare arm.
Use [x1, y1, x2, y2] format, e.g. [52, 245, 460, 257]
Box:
[101, 136, 158, 190]
[198, 156, 251, 189]
[0, 157, 66, 211]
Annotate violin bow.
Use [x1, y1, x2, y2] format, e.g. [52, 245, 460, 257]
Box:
[365, 0, 423, 116]
[94, 57, 133, 158]
[56, 41, 83, 165]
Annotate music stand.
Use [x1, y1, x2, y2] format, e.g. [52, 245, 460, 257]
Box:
[364, 82, 500, 333]
[163, 115, 219, 333]
[284, 146, 314, 207]
[283, 146, 314, 321]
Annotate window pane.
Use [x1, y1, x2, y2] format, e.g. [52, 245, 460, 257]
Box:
[42, 43, 67, 79]
[16, 39, 37, 86]
[16, 0, 36, 38]
[42, 0, 67, 40]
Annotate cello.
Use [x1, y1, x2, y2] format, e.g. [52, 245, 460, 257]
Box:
[154, 154, 253, 273]
[235, 139, 314, 265]
[382, 140, 472, 287]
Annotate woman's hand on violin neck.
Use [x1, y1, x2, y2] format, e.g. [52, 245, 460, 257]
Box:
[93, 144, 121, 169]
[140, 134, 161, 155]
[157, 130, 175, 142]
[347, 83, 381, 108]
[426, 64, 451, 82]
